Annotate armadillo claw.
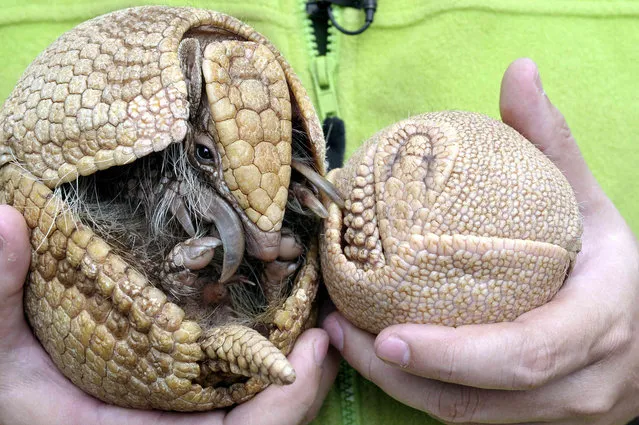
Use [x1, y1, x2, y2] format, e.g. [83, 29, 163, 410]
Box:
[169, 192, 196, 237]
[291, 159, 344, 208]
[165, 237, 221, 271]
[291, 182, 328, 219]
[202, 325, 296, 385]
[160, 237, 221, 293]
[261, 260, 298, 304]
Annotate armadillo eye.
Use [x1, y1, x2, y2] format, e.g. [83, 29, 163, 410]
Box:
[195, 144, 215, 163]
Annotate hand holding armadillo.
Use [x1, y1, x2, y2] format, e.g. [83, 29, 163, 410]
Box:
[0, 211, 335, 424]
[0, 6, 338, 411]
[0, 4, 595, 418]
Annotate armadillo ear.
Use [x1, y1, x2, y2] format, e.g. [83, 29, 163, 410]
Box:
[178, 38, 203, 118]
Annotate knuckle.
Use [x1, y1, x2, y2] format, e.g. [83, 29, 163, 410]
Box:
[438, 342, 463, 382]
[556, 113, 575, 146]
[510, 332, 558, 389]
[599, 318, 634, 359]
[565, 393, 616, 417]
[425, 386, 482, 423]
[546, 107, 579, 158]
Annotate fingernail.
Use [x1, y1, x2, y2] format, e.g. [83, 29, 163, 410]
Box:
[0, 234, 12, 263]
[313, 334, 329, 365]
[322, 316, 344, 351]
[534, 69, 546, 96]
[376, 334, 410, 367]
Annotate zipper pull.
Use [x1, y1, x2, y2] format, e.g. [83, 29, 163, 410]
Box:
[310, 54, 340, 120]
[307, 1, 377, 36]
[310, 56, 345, 169]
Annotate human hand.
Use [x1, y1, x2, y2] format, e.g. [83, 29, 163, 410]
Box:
[322, 58, 639, 424]
[0, 204, 339, 425]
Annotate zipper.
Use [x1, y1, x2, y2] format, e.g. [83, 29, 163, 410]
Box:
[337, 359, 359, 425]
[302, 0, 342, 121]
[301, 0, 346, 171]
[300, 3, 357, 423]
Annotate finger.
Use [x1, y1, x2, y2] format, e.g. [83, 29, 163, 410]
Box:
[402, 360, 620, 424]
[226, 328, 332, 425]
[322, 312, 434, 403]
[322, 312, 507, 423]
[370, 259, 625, 393]
[499, 58, 607, 213]
[324, 313, 607, 424]
[301, 345, 341, 424]
[78, 330, 332, 425]
[0, 205, 32, 340]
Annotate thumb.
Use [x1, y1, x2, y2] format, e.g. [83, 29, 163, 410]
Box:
[499, 58, 607, 214]
[0, 205, 32, 341]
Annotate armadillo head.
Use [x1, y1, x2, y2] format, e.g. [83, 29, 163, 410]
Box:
[180, 39, 292, 264]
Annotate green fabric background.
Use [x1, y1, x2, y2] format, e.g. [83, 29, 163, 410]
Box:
[1, 1, 638, 424]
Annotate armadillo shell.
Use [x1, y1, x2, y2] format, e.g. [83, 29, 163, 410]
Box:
[0, 6, 323, 411]
[320, 111, 582, 334]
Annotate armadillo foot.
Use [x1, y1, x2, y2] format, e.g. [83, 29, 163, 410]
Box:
[202, 324, 295, 385]
[261, 260, 298, 304]
[160, 237, 221, 292]
[260, 230, 303, 303]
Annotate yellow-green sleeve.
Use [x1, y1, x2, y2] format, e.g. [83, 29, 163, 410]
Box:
[2, 2, 637, 425]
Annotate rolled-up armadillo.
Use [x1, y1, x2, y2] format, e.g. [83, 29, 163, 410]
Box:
[320, 112, 582, 334]
[0, 4, 585, 413]
[0, 6, 334, 411]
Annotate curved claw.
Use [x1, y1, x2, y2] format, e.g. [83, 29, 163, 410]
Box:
[169, 193, 196, 237]
[291, 182, 328, 219]
[179, 237, 221, 270]
[291, 159, 344, 208]
[202, 193, 245, 283]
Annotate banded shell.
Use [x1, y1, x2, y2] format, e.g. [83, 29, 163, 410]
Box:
[321, 111, 582, 334]
[0, 6, 324, 411]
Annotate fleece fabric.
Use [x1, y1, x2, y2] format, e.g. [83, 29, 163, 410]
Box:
[1, 1, 638, 424]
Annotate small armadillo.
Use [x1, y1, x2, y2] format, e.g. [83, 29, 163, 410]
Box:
[0, 6, 337, 411]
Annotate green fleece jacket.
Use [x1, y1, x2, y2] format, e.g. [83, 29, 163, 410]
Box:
[1, 1, 638, 424]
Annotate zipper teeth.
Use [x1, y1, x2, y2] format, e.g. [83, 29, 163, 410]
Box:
[298, 0, 341, 59]
[300, 0, 320, 58]
[337, 361, 358, 425]
[325, 7, 339, 58]
[299, 5, 355, 423]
